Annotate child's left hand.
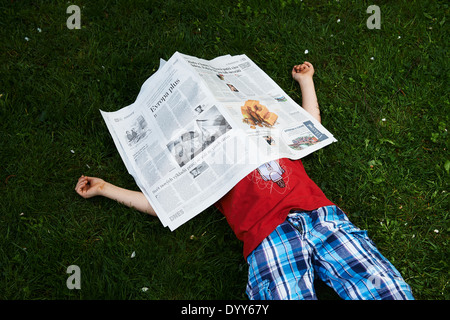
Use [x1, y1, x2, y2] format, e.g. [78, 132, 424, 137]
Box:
[292, 61, 315, 82]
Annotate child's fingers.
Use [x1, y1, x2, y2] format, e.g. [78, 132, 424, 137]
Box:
[78, 179, 88, 189]
[76, 183, 89, 197]
[75, 182, 85, 194]
[75, 177, 89, 192]
[294, 63, 308, 71]
[75, 178, 86, 190]
[75, 179, 83, 189]
[292, 62, 314, 79]
[292, 65, 303, 76]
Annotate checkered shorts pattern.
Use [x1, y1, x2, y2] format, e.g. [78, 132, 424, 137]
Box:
[246, 206, 414, 300]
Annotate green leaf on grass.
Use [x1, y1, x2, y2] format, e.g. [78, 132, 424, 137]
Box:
[444, 160, 450, 174]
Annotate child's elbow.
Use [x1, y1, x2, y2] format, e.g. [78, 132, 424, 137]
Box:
[145, 203, 157, 217]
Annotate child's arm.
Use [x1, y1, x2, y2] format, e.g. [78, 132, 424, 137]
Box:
[292, 62, 321, 123]
[75, 175, 156, 216]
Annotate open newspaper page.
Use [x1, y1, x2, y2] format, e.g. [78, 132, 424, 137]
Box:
[100, 53, 276, 230]
[100, 52, 336, 231]
[178, 53, 337, 161]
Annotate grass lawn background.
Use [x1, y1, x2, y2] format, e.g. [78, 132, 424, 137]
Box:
[1, 0, 448, 299]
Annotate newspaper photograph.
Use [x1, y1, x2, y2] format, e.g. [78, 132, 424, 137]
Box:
[100, 52, 337, 230]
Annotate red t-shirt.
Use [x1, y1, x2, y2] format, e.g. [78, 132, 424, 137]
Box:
[215, 158, 335, 258]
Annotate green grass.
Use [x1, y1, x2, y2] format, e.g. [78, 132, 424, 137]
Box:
[1, 0, 448, 300]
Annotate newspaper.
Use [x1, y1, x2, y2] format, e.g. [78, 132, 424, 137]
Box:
[100, 52, 337, 230]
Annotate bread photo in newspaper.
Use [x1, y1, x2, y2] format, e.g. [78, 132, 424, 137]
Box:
[241, 100, 278, 129]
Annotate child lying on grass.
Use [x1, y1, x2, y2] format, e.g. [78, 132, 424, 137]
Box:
[75, 61, 414, 300]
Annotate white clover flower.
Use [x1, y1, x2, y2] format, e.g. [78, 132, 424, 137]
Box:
[337, 19, 341, 23]
[304, 49, 309, 54]
[24, 37, 30, 41]
[70, 149, 75, 154]
[370, 57, 375, 60]
[141, 287, 149, 292]
[37, 28, 42, 32]
[434, 229, 439, 234]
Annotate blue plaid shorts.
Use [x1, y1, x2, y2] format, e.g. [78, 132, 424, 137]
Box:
[246, 206, 414, 300]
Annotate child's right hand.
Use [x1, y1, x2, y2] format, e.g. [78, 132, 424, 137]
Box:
[75, 175, 106, 199]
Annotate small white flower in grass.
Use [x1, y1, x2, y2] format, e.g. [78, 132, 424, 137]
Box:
[337, 19, 341, 23]
[24, 37, 30, 41]
[70, 149, 75, 154]
[130, 251, 136, 258]
[434, 229, 439, 234]
[37, 28, 42, 33]
[398, 36, 401, 39]
[382, 118, 386, 122]
[304, 49, 309, 54]
[370, 57, 375, 60]
[141, 287, 149, 292]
